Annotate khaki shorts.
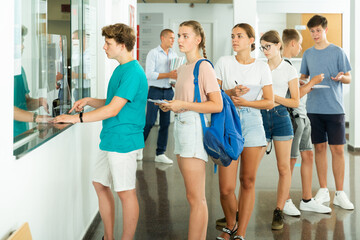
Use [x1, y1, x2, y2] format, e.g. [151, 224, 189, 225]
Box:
[93, 149, 139, 192]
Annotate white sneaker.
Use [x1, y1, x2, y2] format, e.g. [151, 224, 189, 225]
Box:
[136, 149, 143, 161]
[314, 188, 330, 204]
[333, 191, 354, 210]
[154, 154, 173, 164]
[283, 199, 301, 216]
[300, 198, 332, 213]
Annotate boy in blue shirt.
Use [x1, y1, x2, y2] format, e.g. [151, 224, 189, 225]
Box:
[53, 23, 148, 239]
[300, 15, 354, 210]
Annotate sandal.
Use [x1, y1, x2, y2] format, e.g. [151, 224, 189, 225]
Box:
[216, 223, 238, 240]
[233, 236, 245, 240]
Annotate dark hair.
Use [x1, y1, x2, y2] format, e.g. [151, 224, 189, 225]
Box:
[102, 23, 136, 52]
[282, 29, 301, 45]
[21, 25, 28, 36]
[179, 20, 207, 58]
[232, 23, 256, 51]
[307, 15, 328, 29]
[160, 29, 174, 38]
[260, 30, 283, 51]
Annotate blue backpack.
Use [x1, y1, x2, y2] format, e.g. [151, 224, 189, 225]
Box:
[193, 59, 244, 169]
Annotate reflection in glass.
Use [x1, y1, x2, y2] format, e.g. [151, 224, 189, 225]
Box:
[14, 22, 51, 138]
[14, 0, 97, 157]
[48, 34, 71, 116]
[71, 0, 97, 102]
[71, 30, 91, 101]
[13, 0, 71, 155]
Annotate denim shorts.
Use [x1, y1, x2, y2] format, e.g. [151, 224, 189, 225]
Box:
[236, 107, 267, 147]
[174, 111, 209, 162]
[307, 113, 346, 145]
[290, 116, 312, 159]
[261, 105, 294, 142]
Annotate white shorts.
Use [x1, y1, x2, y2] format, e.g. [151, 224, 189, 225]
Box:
[174, 111, 208, 162]
[93, 149, 139, 192]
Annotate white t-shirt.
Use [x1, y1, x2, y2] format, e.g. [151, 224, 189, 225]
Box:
[283, 58, 307, 118]
[214, 56, 272, 100]
[271, 59, 298, 98]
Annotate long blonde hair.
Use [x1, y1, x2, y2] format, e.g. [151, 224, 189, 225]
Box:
[179, 20, 207, 59]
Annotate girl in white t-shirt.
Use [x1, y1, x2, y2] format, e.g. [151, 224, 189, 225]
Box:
[260, 30, 300, 230]
[159, 20, 222, 240]
[214, 23, 274, 240]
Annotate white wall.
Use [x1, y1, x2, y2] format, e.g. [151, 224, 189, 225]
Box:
[0, 0, 137, 239]
[0, 0, 14, 161]
[98, 0, 137, 97]
[0, 123, 101, 240]
[349, 0, 360, 149]
[137, 3, 234, 65]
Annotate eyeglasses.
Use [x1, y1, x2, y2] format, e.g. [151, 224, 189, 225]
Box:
[259, 43, 275, 52]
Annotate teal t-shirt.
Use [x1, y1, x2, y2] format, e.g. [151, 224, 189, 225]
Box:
[99, 60, 148, 153]
[14, 67, 30, 137]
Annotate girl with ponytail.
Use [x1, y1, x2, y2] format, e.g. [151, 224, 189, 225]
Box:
[214, 23, 274, 240]
[158, 20, 223, 240]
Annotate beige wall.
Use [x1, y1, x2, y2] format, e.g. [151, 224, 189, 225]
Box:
[286, 13, 301, 29]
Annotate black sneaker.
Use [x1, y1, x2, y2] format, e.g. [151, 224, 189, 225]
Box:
[271, 208, 284, 230]
[215, 211, 239, 227]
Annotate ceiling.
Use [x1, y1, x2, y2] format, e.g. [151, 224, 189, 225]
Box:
[137, 0, 232, 3]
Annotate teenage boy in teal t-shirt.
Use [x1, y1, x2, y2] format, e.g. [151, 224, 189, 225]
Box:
[300, 15, 354, 210]
[53, 23, 148, 240]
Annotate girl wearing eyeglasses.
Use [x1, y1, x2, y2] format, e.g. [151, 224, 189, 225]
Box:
[214, 23, 274, 240]
[259, 30, 300, 230]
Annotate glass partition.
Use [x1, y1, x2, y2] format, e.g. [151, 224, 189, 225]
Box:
[48, 34, 71, 116]
[13, 0, 97, 158]
[71, 0, 97, 102]
[14, 0, 52, 141]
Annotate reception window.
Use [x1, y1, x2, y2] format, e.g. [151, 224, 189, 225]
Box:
[14, 0, 98, 158]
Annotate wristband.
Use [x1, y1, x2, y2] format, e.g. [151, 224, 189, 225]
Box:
[33, 112, 38, 123]
[79, 112, 83, 123]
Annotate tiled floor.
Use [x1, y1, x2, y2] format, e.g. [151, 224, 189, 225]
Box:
[88, 124, 360, 240]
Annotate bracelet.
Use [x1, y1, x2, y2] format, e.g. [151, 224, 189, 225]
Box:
[33, 112, 38, 123]
[79, 112, 83, 123]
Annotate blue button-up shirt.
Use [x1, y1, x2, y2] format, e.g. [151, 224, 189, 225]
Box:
[145, 45, 178, 88]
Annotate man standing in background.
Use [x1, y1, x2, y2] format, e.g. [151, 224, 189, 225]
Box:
[140, 29, 178, 164]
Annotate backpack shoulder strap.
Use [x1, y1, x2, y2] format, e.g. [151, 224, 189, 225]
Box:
[193, 59, 214, 103]
[284, 58, 292, 65]
[193, 59, 214, 136]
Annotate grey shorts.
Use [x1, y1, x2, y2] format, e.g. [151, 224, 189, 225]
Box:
[290, 116, 312, 159]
